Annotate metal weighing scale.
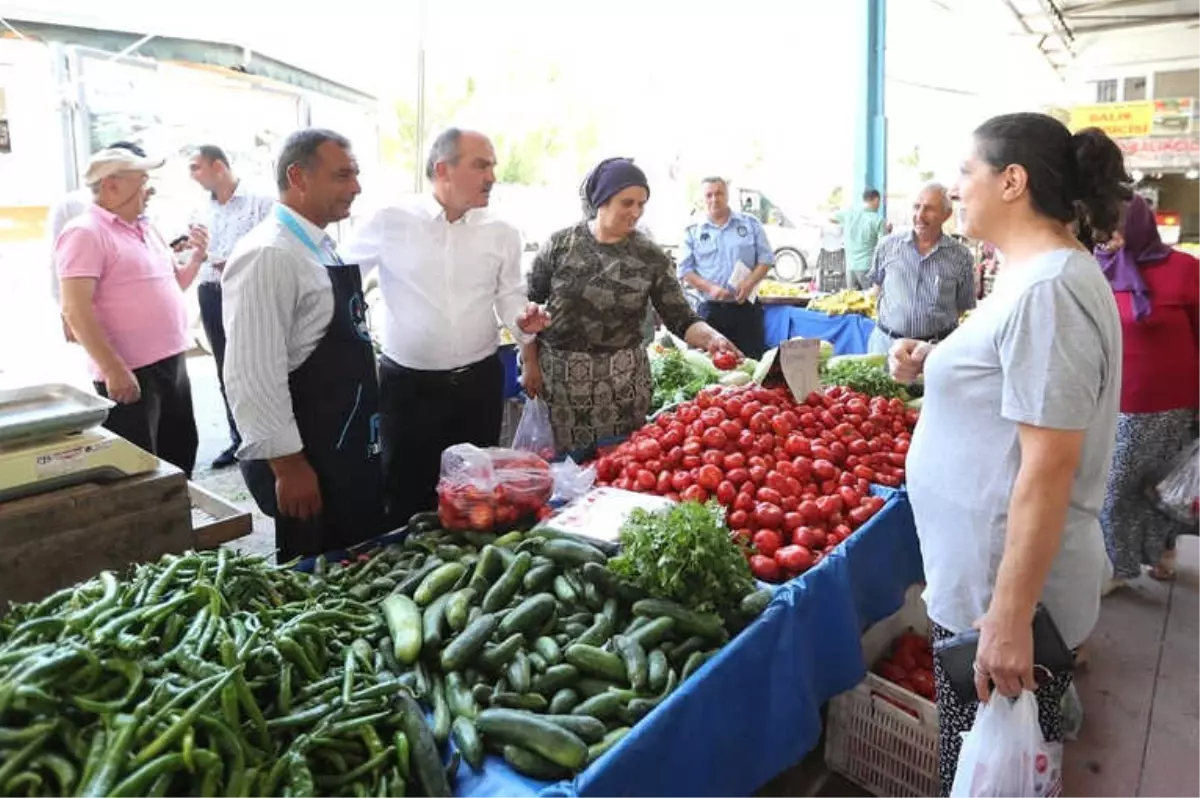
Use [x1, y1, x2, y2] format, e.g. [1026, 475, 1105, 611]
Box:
[0, 384, 159, 503]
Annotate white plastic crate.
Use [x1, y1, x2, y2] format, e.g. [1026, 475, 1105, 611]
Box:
[825, 585, 940, 797]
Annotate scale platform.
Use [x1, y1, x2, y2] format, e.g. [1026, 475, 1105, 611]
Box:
[0, 384, 160, 503]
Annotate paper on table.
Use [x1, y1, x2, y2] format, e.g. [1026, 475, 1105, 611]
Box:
[731, 261, 760, 303]
[542, 487, 676, 549]
[779, 337, 821, 401]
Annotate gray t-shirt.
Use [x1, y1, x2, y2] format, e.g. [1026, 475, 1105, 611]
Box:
[907, 248, 1121, 648]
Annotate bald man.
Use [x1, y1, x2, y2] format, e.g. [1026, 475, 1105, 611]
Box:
[866, 182, 976, 355]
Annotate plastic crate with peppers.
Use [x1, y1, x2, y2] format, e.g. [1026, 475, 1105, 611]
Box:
[436, 444, 554, 531]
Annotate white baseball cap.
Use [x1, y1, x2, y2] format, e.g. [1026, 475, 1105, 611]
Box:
[84, 148, 165, 186]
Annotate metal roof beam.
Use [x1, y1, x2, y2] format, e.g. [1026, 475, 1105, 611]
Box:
[1070, 13, 1200, 33]
[1060, 0, 1188, 11]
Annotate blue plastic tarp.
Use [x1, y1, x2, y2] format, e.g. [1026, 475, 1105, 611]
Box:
[763, 306, 877, 355]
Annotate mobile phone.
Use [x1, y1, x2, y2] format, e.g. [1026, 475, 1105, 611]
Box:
[168, 235, 190, 249]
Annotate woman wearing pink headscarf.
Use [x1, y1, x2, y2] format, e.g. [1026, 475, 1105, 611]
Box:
[1098, 195, 1199, 586]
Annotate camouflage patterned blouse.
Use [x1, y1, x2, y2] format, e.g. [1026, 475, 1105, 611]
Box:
[527, 222, 701, 352]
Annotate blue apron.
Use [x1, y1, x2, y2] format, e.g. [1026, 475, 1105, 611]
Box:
[241, 206, 383, 560]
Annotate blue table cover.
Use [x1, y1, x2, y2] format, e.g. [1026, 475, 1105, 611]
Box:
[763, 306, 877, 355]
[295, 490, 924, 798]
[499, 344, 522, 399]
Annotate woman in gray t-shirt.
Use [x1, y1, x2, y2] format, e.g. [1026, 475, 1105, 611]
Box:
[888, 112, 1131, 794]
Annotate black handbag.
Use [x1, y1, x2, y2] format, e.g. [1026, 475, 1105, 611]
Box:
[932, 604, 1074, 705]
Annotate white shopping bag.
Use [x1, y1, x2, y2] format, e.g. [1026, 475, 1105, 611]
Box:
[951, 691, 1063, 797]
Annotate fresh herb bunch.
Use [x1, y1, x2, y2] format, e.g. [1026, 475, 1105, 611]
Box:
[609, 500, 755, 614]
[650, 349, 718, 412]
[822, 360, 908, 400]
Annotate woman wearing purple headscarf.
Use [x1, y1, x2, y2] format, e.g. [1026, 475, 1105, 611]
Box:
[1098, 194, 1199, 587]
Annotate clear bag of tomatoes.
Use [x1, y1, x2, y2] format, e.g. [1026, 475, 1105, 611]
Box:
[436, 444, 553, 531]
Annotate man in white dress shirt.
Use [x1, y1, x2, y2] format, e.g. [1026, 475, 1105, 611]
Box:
[187, 144, 274, 469]
[342, 128, 551, 526]
[222, 128, 383, 560]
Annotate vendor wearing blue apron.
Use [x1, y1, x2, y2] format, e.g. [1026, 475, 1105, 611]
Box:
[221, 129, 383, 561]
[676, 177, 773, 359]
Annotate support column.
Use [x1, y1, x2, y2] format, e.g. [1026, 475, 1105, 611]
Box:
[854, 0, 887, 209]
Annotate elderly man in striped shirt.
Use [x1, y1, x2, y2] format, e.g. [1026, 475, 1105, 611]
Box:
[865, 182, 975, 355]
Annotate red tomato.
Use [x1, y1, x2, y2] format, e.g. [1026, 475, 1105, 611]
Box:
[739, 401, 763, 422]
[732, 527, 754, 544]
[817, 494, 843, 517]
[724, 397, 745, 419]
[662, 428, 684, 449]
[725, 467, 750, 486]
[756, 487, 784, 506]
[716, 480, 737, 505]
[770, 415, 793, 437]
[728, 509, 749, 528]
[712, 350, 739, 371]
[635, 470, 657, 492]
[781, 495, 800, 512]
[820, 479, 840, 496]
[765, 471, 789, 495]
[794, 526, 826, 549]
[723, 451, 747, 470]
[839, 486, 861, 508]
[681, 484, 708, 503]
[754, 502, 784, 530]
[784, 435, 810, 458]
[701, 450, 725, 468]
[670, 471, 694, 492]
[833, 523, 853, 542]
[753, 529, 783, 558]
[838, 471, 857, 488]
[813, 460, 837, 482]
[702, 427, 728, 450]
[734, 492, 757, 513]
[852, 465, 875, 482]
[775, 544, 815, 573]
[749, 466, 768, 485]
[682, 439, 703, 457]
[635, 439, 662, 461]
[656, 471, 673, 494]
[783, 512, 804, 532]
[701, 407, 726, 427]
[798, 499, 821, 524]
[720, 419, 743, 440]
[749, 554, 781, 582]
[682, 455, 702, 470]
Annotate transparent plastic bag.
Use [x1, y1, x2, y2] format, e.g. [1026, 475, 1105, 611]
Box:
[436, 444, 552, 531]
[511, 397, 556, 461]
[951, 691, 1063, 797]
[550, 457, 596, 504]
[1148, 439, 1199, 527]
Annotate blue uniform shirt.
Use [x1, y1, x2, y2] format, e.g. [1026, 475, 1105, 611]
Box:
[676, 212, 775, 291]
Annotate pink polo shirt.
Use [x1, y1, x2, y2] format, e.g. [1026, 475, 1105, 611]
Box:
[56, 205, 190, 379]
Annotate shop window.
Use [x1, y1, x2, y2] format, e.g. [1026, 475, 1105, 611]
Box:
[1124, 77, 1147, 101]
[1094, 79, 1118, 103]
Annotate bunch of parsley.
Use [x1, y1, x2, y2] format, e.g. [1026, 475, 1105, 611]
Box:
[609, 501, 755, 615]
[822, 360, 908, 400]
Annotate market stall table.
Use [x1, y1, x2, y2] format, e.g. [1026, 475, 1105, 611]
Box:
[365, 488, 923, 798]
[763, 305, 877, 354]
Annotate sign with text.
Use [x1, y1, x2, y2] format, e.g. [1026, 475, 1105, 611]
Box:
[779, 338, 820, 402]
[1071, 102, 1153, 138]
[1118, 135, 1200, 170]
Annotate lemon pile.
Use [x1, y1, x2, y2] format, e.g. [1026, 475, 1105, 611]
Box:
[809, 290, 877, 319]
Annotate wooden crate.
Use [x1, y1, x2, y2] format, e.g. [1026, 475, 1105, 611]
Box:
[189, 481, 253, 550]
[0, 461, 192, 606]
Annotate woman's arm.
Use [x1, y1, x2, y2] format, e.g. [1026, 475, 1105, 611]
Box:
[519, 340, 542, 398]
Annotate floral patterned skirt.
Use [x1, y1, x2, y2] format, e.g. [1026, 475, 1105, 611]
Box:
[538, 344, 651, 454]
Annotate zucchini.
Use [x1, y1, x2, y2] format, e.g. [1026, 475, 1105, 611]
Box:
[534, 637, 562, 666]
[647, 649, 669, 693]
[497, 594, 557, 639]
[380, 594, 423, 666]
[397, 695, 451, 797]
[439, 613, 499, 672]
[481, 552, 532, 613]
[505, 651, 532, 694]
[430, 675, 452, 743]
[444, 672, 479, 719]
[502, 746, 569, 780]
[571, 692, 623, 721]
[476, 709, 588, 770]
[491, 692, 548, 712]
[564, 644, 627, 683]
[548, 688, 579, 715]
[628, 617, 675, 649]
[477, 633, 525, 673]
[632, 599, 727, 642]
[573, 615, 612, 648]
[540, 539, 607, 567]
[586, 727, 630, 765]
[422, 593, 452, 653]
[552, 575, 577, 604]
[613, 636, 648, 692]
[539, 713, 605, 743]
[444, 589, 477, 633]
[451, 717, 485, 770]
[523, 564, 558, 594]
[532, 664, 579, 696]
[414, 562, 468, 606]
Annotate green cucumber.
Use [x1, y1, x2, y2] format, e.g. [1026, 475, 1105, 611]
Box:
[587, 727, 630, 765]
[407, 511, 440, 531]
[497, 594, 557, 639]
[523, 563, 558, 593]
[613, 636, 648, 692]
[571, 692, 623, 721]
[624, 616, 651, 635]
[490, 692, 548, 712]
[444, 589, 477, 633]
[632, 599, 727, 641]
[600, 598, 621, 630]
[552, 575, 577, 604]
[476, 708, 588, 770]
[505, 651, 532, 694]
[667, 636, 707, 667]
[422, 593, 452, 653]
[397, 695, 451, 797]
[439, 613, 499, 672]
[471, 683, 493, 706]
[582, 582, 604, 612]
[627, 617, 675, 649]
[395, 557, 445, 597]
[444, 672, 479, 719]
[414, 563, 468, 606]
[527, 652, 547, 673]
[540, 539, 607, 567]
[532, 664, 579, 696]
[573, 615, 612, 648]
[430, 675, 452, 744]
[380, 594, 423, 666]
[740, 587, 774, 617]
[534, 637, 562, 666]
[468, 545, 504, 595]
[502, 746, 569, 780]
[682, 650, 714, 682]
[647, 649, 669, 693]
[493, 530, 525, 548]
[574, 678, 622, 699]
[539, 713, 605, 743]
[451, 717, 484, 770]
[481, 552, 532, 613]
[548, 688, 580, 715]
[477, 633, 525, 673]
[564, 644, 627, 683]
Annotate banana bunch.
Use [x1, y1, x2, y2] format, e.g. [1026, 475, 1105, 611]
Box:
[810, 289, 877, 318]
[757, 280, 811, 299]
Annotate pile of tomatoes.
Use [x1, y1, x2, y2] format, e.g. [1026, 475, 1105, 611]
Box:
[437, 448, 554, 531]
[592, 383, 919, 583]
[874, 631, 937, 702]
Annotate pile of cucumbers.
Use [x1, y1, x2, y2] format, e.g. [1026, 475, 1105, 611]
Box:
[376, 513, 773, 782]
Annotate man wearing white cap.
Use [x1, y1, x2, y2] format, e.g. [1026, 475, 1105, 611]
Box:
[56, 148, 209, 477]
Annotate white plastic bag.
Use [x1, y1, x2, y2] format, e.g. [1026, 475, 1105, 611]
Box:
[549, 457, 596, 504]
[511, 397, 556, 460]
[951, 691, 1063, 797]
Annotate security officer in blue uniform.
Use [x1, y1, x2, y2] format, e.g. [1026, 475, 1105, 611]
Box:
[676, 177, 773, 358]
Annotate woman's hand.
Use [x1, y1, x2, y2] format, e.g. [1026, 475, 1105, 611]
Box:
[519, 341, 543, 398]
[684, 322, 742, 360]
[888, 339, 932, 383]
[973, 609, 1036, 702]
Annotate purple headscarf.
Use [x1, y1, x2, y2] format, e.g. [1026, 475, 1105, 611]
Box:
[1095, 195, 1173, 321]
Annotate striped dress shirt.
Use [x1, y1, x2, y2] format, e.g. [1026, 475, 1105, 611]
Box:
[221, 205, 336, 461]
[867, 231, 976, 339]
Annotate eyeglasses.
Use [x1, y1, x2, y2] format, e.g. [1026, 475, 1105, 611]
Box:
[113, 171, 151, 186]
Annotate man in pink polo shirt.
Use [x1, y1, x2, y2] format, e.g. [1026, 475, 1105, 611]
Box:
[56, 148, 209, 477]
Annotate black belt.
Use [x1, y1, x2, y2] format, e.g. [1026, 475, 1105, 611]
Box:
[877, 321, 956, 343]
[381, 353, 497, 385]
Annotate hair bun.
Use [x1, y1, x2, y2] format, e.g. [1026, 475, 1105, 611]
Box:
[1070, 127, 1133, 237]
